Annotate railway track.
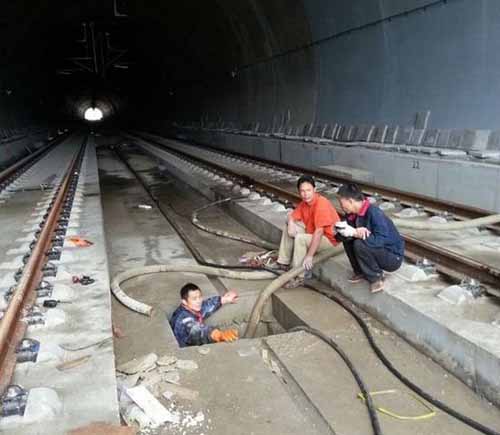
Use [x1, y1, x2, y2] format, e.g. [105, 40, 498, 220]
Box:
[126, 131, 500, 296]
[0, 133, 70, 194]
[0, 136, 86, 401]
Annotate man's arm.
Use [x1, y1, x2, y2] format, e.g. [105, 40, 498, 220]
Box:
[200, 296, 222, 319]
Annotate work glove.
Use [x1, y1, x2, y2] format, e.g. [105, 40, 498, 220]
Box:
[335, 221, 357, 238]
[210, 328, 239, 343]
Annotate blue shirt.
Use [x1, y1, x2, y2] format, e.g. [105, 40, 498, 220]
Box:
[169, 296, 222, 347]
[346, 200, 405, 256]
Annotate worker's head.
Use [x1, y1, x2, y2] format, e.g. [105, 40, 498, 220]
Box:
[337, 183, 365, 214]
[297, 175, 316, 204]
[180, 283, 203, 312]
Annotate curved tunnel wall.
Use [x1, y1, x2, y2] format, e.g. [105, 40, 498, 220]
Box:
[170, 0, 500, 131]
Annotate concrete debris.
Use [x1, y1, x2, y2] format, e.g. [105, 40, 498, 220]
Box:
[157, 355, 177, 366]
[139, 371, 163, 388]
[126, 385, 180, 426]
[122, 404, 153, 430]
[175, 359, 199, 371]
[137, 204, 153, 210]
[163, 370, 181, 385]
[162, 384, 199, 402]
[158, 364, 178, 373]
[68, 422, 137, 435]
[198, 346, 210, 355]
[167, 409, 207, 434]
[118, 372, 141, 389]
[118, 353, 158, 374]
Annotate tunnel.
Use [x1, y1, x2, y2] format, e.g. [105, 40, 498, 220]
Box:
[2, 0, 499, 130]
[2, 1, 500, 435]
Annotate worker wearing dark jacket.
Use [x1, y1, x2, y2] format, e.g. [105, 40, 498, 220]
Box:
[170, 283, 239, 347]
[335, 183, 404, 293]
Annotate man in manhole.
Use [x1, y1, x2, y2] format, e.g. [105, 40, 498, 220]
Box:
[170, 282, 239, 347]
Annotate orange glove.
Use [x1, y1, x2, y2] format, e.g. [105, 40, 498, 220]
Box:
[210, 328, 239, 343]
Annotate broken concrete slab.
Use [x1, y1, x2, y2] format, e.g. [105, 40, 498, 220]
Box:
[117, 353, 158, 375]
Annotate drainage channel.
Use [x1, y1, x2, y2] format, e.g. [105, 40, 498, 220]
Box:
[112, 146, 284, 339]
[0, 136, 86, 418]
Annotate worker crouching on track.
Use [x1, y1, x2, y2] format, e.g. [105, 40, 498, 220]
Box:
[335, 183, 404, 293]
[170, 283, 239, 347]
[270, 175, 340, 288]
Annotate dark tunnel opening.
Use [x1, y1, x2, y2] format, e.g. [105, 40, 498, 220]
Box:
[1, 1, 500, 135]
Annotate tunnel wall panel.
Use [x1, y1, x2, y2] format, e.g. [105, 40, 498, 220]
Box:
[174, 0, 500, 133]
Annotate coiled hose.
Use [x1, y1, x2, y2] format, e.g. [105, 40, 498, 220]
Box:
[191, 197, 278, 250]
[111, 264, 275, 316]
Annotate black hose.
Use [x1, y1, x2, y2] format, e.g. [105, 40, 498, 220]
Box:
[192, 198, 278, 251]
[304, 283, 500, 435]
[113, 147, 267, 271]
[290, 326, 383, 435]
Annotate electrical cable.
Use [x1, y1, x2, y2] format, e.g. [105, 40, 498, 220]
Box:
[290, 326, 383, 435]
[302, 281, 500, 435]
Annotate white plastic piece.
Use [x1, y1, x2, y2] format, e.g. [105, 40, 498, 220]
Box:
[272, 204, 287, 212]
[437, 285, 474, 305]
[396, 265, 430, 282]
[379, 202, 396, 211]
[126, 385, 179, 426]
[428, 216, 448, 224]
[394, 208, 420, 218]
[248, 192, 261, 200]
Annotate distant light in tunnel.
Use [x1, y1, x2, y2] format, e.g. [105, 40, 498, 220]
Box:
[84, 107, 103, 121]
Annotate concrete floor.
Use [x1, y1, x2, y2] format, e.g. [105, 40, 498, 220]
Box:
[98, 145, 500, 435]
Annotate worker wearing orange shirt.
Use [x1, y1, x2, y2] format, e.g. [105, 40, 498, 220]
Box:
[272, 175, 340, 288]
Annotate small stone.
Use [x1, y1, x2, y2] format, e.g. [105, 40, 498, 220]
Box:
[163, 371, 181, 385]
[158, 365, 177, 373]
[198, 347, 210, 355]
[157, 355, 177, 367]
[176, 360, 199, 371]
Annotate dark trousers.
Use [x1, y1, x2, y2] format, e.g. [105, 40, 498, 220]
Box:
[343, 239, 403, 283]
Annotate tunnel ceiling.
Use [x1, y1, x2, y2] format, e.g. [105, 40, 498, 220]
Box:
[1, 0, 251, 123]
[6, 1, 489, 132]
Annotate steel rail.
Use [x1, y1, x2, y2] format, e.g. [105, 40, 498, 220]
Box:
[127, 132, 500, 291]
[0, 137, 86, 396]
[142, 131, 500, 229]
[0, 133, 70, 186]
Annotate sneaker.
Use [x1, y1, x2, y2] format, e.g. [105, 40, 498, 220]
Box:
[283, 276, 305, 289]
[369, 279, 384, 293]
[348, 273, 365, 283]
